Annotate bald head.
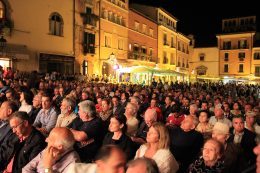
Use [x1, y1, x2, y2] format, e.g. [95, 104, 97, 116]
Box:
[144, 109, 157, 127]
[47, 127, 75, 151]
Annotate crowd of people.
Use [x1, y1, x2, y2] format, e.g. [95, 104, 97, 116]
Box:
[0, 71, 260, 173]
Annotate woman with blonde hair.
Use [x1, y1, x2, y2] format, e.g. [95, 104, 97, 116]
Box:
[135, 122, 179, 173]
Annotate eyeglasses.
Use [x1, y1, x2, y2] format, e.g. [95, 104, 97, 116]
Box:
[10, 121, 24, 130]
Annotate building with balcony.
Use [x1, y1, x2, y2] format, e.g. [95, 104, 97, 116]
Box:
[1, 0, 75, 74]
[217, 16, 256, 81]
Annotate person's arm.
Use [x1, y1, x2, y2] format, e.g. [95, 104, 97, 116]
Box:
[45, 109, 58, 133]
[22, 152, 42, 173]
[70, 129, 88, 142]
[131, 136, 146, 144]
[33, 110, 42, 128]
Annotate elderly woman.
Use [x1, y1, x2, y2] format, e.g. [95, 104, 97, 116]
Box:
[125, 102, 139, 136]
[103, 115, 135, 160]
[135, 122, 179, 173]
[188, 139, 224, 173]
[196, 111, 213, 140]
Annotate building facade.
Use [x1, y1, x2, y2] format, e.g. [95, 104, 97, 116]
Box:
[217, 16, 256, 82]
[1, 0, 74, 74]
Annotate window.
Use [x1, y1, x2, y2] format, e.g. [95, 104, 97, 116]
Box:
[0, 1, 4, 19]
[108, 11, 112, 21]
[163, 33, 167, 45]
[170, 53, 175, 65]
[142, 24, 147, 34]
[105, 35, 111, 47]
[238, 40, 247, 49]
[255, 67, 260, 76]
[239, 64, 244, 73]
[224, 53, 229, 61]
[254, 52, 260, 60]
[224, 64, 228, 73]
[83, 32, 95, 54]
[199, 54, 205, 61]
[186, 60, 189, 68]
[118, 39, 123, 50]
[134, 21, 140, 31]
[133, 44, 139, 52]
[149, 28, 154, 37]
[49, 12, 64, 36]
[163, 51, 167, 64]
[239, 52, 245, 61]
[171, 37, 174, 48]
[141, 47, 147, 54]
[223, 41, 231, 50]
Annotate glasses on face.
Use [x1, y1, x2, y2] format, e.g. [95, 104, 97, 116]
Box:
[11, 121, 24, 130]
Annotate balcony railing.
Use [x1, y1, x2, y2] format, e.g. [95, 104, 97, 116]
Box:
[255, 73, 260, 77]
[81, 13, 98, 27]
[128, 52, 155, 62]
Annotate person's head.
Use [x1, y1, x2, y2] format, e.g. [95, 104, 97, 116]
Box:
[214, 97, 221, 106]
[81, 90, 89, 101]
[244, 103, 253, 113]
[59, 87, 64, 96]
[95, 145, 126, 173]
[146, 122, 170, 149]
[144, 109, 157, 127]
[9, 111, 32, 139]
[33, 94, 42, 108]
[232, 116, 245, 133]
[126, 157, 159, 173]
[189, 104, 198, 115]
[5, 89, 17, 101]
[130, 96, 141, 109]
[109, 115, 127, 133]
[201, 101, 208, 110]
[112, 96, 120, 107]
[125, 102, 137, 117]
[212, 122, 230, 144]
[214, 106, 224, 119]
[223, 102, 230, 112]
[19, 88, 34, 105]
[245, 111, 256, 126]
[121, 92, 129, 101]
[78, 100, 97, 120]
[60, 97, 75, 115]
[180, 116, 198, 132]
[46, 127, 75, 153]
[54, 87, 59, 96]
[0, 101, 18, 121]
[102, 98, 111, 112]
[41, 93, 52, 110]
[232, 102, 241, 110]
[199, 111, 209, 124]
[202, 139, 224, 167]
[165, 96, 172, 105]
[150, 98, 157, 108]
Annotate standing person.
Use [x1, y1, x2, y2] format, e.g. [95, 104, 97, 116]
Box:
[0, 111, 46, 173]
[135, 122, 179, 173]
[22, 127, 79, 173]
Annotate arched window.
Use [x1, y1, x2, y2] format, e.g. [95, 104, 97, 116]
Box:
[0, 1, 5, 19]
[49, 12, 63, 36]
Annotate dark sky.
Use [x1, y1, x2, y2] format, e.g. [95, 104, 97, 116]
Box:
[130, 0, 259, 46]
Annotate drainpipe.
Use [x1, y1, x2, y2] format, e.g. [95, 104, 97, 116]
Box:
[73, 0, 76, 73]
[99, 0, 102, 76]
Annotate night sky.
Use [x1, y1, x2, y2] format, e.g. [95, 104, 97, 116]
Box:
[130, 0, 259, 46]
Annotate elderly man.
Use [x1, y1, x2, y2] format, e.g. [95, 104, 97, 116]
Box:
[29, 94, 42, 124]
[22, 127, 79, 173]
[228, 115, 256, 167]
[169, 116, 203, 173]
[0, 101, 18, 144]
[67, 145, 126, 173]
[55, 98, 77, 127]
[0, 111, 46, 173]
[33, 93, 58, 135]
[209, 105, 232, 127]
[131, 109, 157, 145]
[68, 100, 103, 163]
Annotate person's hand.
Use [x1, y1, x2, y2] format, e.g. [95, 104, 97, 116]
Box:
[43, 146, 60, 169]
[254, 145, 260, 173]
[37, 127, 48, 135]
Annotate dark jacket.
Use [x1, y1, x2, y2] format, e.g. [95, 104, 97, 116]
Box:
[103, 132, 135, 160]
[228, 128, 256, 166]
[0, 127, 46, 173]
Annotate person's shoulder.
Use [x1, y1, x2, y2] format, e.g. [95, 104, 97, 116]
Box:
[67, 163, 97, 173]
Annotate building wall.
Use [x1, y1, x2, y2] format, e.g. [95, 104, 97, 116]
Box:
[99, 0, 129, 75]
[190, 47, 219, 77]
[218, 33, 254, 77]
[128, 9, 157, 64]
[6, 0, 74, 72]
[252, 47, 260, 77]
